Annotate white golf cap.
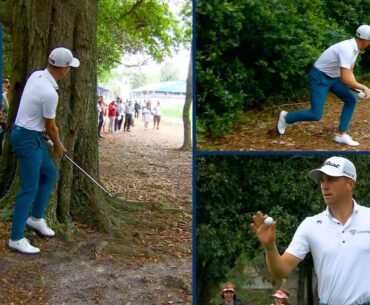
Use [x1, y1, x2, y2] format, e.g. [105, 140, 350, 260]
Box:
[309, 156, 356, 181]
[356, 25, 370, 40]
[48, 47, 80, 68]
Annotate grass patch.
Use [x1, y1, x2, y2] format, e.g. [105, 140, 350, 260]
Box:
[104, 244, 140, 257]
[162, 104, 193, 119]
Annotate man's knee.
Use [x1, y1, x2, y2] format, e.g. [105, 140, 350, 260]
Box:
[344, 94, 357, 106]
[335, 87, 357, 105]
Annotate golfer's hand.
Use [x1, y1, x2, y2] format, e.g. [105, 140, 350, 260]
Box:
[364, 86, 370, 98]
[53, 142, 67, 158]
[250, 211, 276, 246]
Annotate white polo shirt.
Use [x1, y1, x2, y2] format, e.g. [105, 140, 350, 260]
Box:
[15, 69, 59, 131]
[125, 104, 134, 115]
[314, 38, 360, 78]
[153, 105, 161, 116]
[285, 201, 370, 305]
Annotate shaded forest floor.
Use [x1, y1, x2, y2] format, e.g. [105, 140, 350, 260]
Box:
[197, 94, 370, 151]
[0, 119, 192, 305]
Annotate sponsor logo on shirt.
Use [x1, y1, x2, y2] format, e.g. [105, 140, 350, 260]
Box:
[349, 230, 370, 235]
[317, 220, 322, 224]
[357, 230, 370, 234]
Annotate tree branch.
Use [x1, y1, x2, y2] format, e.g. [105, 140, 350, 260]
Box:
[120, 0, 144, 18]
[134, 22, 148, 30]
[121, 62, 145, 68]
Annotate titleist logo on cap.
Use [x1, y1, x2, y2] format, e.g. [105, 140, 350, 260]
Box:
[324, 161, 340, 168]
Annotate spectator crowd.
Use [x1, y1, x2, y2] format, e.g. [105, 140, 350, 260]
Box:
[96, 96, 162, 138]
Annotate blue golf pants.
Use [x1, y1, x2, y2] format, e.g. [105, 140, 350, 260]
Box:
[286, 66, 357, 132]
[9, 125, 57, 241]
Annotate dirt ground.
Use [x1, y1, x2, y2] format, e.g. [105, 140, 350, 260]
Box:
[197, 94, 370, 151]
[0, 118, 192, 305]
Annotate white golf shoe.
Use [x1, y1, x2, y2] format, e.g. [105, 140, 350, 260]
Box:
[277, 111, 288, 135]
[26, 217, 55, 237]
[334, 134, 360, 146]
[8, 238, 40, 254]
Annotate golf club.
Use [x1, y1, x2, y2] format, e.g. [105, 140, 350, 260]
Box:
[63, 154, 113, 197]
[42, 135, 113, 197]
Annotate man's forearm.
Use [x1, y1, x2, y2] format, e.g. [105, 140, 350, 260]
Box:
[341, 69, 368, 91]
[45, 125, 62, 147]
[265, 244, 291, 279]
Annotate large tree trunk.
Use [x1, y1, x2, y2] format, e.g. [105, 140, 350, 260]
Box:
[181, 49, 192, 150]
[0, 0, 118, 234]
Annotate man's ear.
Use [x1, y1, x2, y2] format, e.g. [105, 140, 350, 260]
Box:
[347, 178, 356, 191]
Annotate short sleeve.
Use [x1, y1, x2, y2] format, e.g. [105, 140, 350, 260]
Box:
[42, 91, 58, 119]
[338, 53, 353, 69]
[285, 218, 311, 260]
[338, 44, 358, 69]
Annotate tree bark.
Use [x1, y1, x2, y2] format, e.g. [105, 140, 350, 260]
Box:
[0, 0, 12, 29]
[0, 0, 118, 234]
[181, 49, 192, 150]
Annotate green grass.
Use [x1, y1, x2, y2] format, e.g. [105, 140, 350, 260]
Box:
[162, 104, 193, 119]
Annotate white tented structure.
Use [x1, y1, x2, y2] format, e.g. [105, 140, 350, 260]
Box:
[131, 80, 186, 106]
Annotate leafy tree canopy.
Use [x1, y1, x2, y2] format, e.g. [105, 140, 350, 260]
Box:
[1, 1, 191, 85]
[97, 0, 187, 79]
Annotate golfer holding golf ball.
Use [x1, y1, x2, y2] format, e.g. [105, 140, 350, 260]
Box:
[8, 47, 79, 254]
[251, 156, 370, 305]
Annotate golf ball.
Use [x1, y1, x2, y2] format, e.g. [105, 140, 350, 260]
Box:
[358, 91, 367, 99]
[264, 216, 274, 225]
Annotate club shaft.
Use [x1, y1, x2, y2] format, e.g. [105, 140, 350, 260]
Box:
[64, 154, 113, 197]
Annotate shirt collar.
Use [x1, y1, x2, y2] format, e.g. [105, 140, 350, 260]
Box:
[325, 199, 359, 219]
[353, 199, 360, 213]
[351, 37, 360, 54]
[43, 68, 59, 91]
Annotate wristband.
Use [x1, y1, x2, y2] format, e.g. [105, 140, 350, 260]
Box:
[264, 243, 276, 252]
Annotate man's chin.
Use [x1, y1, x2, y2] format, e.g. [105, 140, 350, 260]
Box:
[323, 194, 334, 203]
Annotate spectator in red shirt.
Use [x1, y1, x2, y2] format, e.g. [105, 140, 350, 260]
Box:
[108, 100, 117, 133]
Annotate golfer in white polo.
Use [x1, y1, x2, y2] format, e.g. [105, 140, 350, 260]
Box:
[251, 156, 370, 305]
[277, 25, 370, 146]
[9, 47, 79, 254]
